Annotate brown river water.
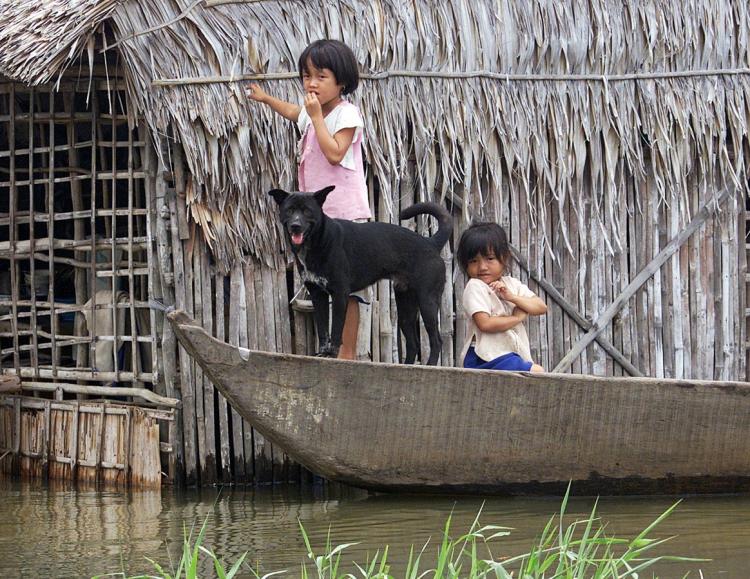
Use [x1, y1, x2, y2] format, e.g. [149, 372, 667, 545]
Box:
[0, 479, 748, 577]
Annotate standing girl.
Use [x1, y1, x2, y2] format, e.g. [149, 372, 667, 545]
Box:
[246, 39, 370, 360]
[456, 222, 547, 372]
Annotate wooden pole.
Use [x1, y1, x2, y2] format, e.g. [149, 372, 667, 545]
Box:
[28, 88, 40, 374]
[18, 381, 180, 406]
[148, 133, 181, 482]
[9, 83, 19, 371]
[63, 92, 89, 371]
[47, 88, 59, 377]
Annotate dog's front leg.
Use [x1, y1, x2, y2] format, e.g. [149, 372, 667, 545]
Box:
[308, 285, 335, 357]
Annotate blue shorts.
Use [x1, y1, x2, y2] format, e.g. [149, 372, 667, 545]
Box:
[463, 347, 533, 372]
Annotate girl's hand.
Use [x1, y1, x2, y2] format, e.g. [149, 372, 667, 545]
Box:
[304, 92, 323, 120]
[489, 280, 515, 302]
[245, 83, 268, 103]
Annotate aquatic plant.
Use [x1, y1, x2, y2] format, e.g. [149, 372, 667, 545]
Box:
[289, 490, 704, 578]
[96, 487, 704, 578]
[93, 516, 248, 579]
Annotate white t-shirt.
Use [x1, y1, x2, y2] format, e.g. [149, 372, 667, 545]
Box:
[461, 276, 535, 364]
[297, 101, 364, 171]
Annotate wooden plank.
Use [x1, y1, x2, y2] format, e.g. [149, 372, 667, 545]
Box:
[439, 239, 454, 367]
[719, 192, 735, 379]
[524, 179, 539, 368]
[377, 172, 393, 363]
[588, 190, 606, 376]
[129, 407, 162, 488]
[227, 264, 247, 482]
[215, 271, 231, 481]
[172, 193, 197, 485]
[200, 244, 217, 484]
[291, 267, 308, 355]
[563, 188, 579, 374]
[70, 402, 79, 481]
[545, 186, 561, 372]
[730, 192, 741, 380]
[41, 400, 51, 480]
[738, 198, 748, 381]
[277, 268, 293, 354]
[662, 193, 676, 379]
[254, 263, 275, 483]
[639, 176, 652, 376]
[625, 171, 638, 376]
[193, 239, 207, 485]
[678, 184, 691, 380]
[453, 213, 468, 367]
[554, 187, 734, 373]
[273, 266, 301, 478]
[690, 183, 703, 379]
[239, 263, 255, 479]
[166, 154, 188, 484]
[579, 196, 590, 373]
[49, 404, 72, 480]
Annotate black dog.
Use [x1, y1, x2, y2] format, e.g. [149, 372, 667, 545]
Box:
[269, 186, 452, 365]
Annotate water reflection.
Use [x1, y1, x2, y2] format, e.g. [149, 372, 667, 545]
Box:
[0, 479, 748, 577]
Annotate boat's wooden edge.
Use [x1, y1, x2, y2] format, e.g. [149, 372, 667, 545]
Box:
[167, 309, 750, 390]
[348, 474, 750, 496]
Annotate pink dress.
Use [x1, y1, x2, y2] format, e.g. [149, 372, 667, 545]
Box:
[297, 101, 371, 220]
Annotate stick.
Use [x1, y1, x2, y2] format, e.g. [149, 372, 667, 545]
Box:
[152, 68, 750, 87]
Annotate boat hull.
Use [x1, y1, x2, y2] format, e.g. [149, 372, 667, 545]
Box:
[168, 310, 750, 494]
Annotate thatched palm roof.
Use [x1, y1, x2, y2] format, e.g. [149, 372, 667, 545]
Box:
[1, 0, 749, 265]
[0, 0, 120, 86]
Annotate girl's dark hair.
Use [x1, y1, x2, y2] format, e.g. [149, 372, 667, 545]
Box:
[456, 222, 511, 274]
[297, 39, 360, 95]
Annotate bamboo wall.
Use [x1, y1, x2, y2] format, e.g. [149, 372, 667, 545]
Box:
[1, 74, 747, 488]
[0, 74, 156, 386]
[155, 142, 748, 486]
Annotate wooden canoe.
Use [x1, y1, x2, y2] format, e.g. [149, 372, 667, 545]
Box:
[168, 309, 750, 495]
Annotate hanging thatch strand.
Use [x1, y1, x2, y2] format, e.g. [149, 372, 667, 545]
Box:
[2, 0, 750, 268]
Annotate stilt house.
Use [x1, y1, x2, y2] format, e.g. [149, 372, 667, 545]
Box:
[0, 0, 748, 486]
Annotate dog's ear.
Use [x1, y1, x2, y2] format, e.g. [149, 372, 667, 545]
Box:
[268, 189, 289, 205]
[313, 185, 335, 207]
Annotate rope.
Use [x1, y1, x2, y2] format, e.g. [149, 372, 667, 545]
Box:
[151, 67, 750, 87]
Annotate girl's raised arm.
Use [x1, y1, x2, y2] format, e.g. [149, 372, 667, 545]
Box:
[246, 83, 301, 122]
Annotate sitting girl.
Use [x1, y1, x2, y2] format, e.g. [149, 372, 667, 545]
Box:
[457, 222, 547, 372]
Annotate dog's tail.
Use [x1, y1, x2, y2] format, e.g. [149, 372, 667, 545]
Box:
[399, 202, 453, 250]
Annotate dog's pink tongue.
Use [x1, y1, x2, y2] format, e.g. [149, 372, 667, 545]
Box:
[291, 232, 304, 245]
